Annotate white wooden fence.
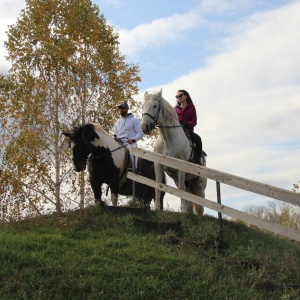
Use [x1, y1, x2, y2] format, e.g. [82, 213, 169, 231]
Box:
[128, 147, 300, 242]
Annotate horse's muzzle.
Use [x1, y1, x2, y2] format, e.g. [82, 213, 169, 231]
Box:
[74, 166, 86, 172]
[73, 159, 87, 172]
[141, 123, 154, 134]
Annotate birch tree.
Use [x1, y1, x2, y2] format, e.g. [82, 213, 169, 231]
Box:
[244, 201, 300, 230]
[0, 0, 140, 220]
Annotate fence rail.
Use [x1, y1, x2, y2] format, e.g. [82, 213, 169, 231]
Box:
[130, 148, 300, 206]
[129, 147, 300, 242]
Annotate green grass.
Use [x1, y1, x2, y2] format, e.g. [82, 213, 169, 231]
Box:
[0, 206, 299, 299]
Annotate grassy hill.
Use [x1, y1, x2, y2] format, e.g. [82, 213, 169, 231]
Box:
[0, 206, 299, 299]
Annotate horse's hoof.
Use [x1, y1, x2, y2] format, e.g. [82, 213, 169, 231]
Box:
[95, 200, 105, 209]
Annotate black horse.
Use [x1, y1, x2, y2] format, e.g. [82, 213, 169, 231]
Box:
[63, 123, 164, 209]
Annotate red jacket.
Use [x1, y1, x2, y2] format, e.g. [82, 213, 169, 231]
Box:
[174, 103, 197, 133]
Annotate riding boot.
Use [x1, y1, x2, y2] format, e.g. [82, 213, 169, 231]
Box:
[196, 137, 202, 165]
[194, 149, 200, 165]
[191, 132, 202, 165]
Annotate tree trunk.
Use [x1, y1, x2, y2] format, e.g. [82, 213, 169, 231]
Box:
[55, 70, 61, 214]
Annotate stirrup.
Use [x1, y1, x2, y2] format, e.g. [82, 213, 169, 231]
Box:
[188, 158, 199, 165]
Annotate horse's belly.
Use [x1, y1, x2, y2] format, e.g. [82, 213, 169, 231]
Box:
[165, 167, 177, 178]
[165, 167, 197, 182]
[119, 179, 132, 195]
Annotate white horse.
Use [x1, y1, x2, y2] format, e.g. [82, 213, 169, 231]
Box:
[141, 89, 207, 214]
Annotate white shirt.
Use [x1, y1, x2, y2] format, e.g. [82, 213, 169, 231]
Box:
[114, 113, 144, 144]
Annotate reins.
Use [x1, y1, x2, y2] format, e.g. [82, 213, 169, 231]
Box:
[156, 124, 182, 128]
[89, 143, 128, 161]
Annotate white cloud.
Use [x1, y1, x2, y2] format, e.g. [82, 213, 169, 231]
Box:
[117, 9, 203, 57]
[0, 0, 26, 73]
[139, 1, 300, 212]
[164, 2, 300, 121]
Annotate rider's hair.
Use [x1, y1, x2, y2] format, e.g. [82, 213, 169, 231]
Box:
[177, 89, 193, 106]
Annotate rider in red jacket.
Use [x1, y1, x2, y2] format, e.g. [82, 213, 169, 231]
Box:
[174, 89, 203, 164]
[174, 102, 197, 132]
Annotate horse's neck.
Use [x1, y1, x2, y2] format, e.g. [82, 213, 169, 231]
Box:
[158, 126, 180, 146]
[93, 131, 117, 150]
[158, 123, 191, 161]
[91, 131, 127, 170]
[155, 101, 190, 158]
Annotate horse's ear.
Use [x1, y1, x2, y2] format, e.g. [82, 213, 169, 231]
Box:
[83, 124, 99, 141]
[62, 132, 71, 138]
[93, 131, 100, 140]
[157, 89, 162, 97]
[144, 91, 148, 96]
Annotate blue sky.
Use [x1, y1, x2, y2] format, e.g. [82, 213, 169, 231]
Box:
[97, 0, 298, 89]
[1, 0, 299, 214]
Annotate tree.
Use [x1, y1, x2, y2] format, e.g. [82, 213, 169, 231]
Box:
[244, 200, 300, 230]
[0, 0, 140, 221]
[293, 182, 299, 193]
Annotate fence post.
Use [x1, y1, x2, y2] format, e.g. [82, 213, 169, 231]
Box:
[216, 181, 223, 238]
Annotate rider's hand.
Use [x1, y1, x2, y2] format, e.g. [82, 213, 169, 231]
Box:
[127, 139, 136, 144]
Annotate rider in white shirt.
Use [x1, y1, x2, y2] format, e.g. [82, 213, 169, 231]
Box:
[114, 102, 144, 170]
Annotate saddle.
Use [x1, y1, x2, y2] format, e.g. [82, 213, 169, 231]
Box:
[118, 147, 142, 179]
[126, 153, 140, 171]
[114, 137, 143, 174]
[114, 137, 123, 145]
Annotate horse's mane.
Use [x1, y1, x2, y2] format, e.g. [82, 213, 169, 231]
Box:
[160, 96, 179, 124]
[90, 122, 111, 137]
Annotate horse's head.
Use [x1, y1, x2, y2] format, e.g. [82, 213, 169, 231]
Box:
[141, 89, 163, 134]
[62, 124, 99, 172]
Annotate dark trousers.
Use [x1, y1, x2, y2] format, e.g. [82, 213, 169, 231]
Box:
[190, 132, 202, 162]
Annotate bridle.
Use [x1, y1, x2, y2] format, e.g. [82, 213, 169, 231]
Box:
[142, 98, 182, 129]
[142, 98, 161, 125]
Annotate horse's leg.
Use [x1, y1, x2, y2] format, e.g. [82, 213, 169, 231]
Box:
[108, 186, 118, 206]
[159, 174, 166, 210]
[110, 171, 119, 206]
[137, 160, 151, 208]
[90, 178, 105, 208]
[186, 181, 195, 214]
[193, 177, 207, 215]
[178, 171, 193, 213]
[154, 163, 164, 211]
[141, 192, 151, 208]
[159, 191, 164, 210]
[111, 194, 118, 206]
[193, 204, 204, 215]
